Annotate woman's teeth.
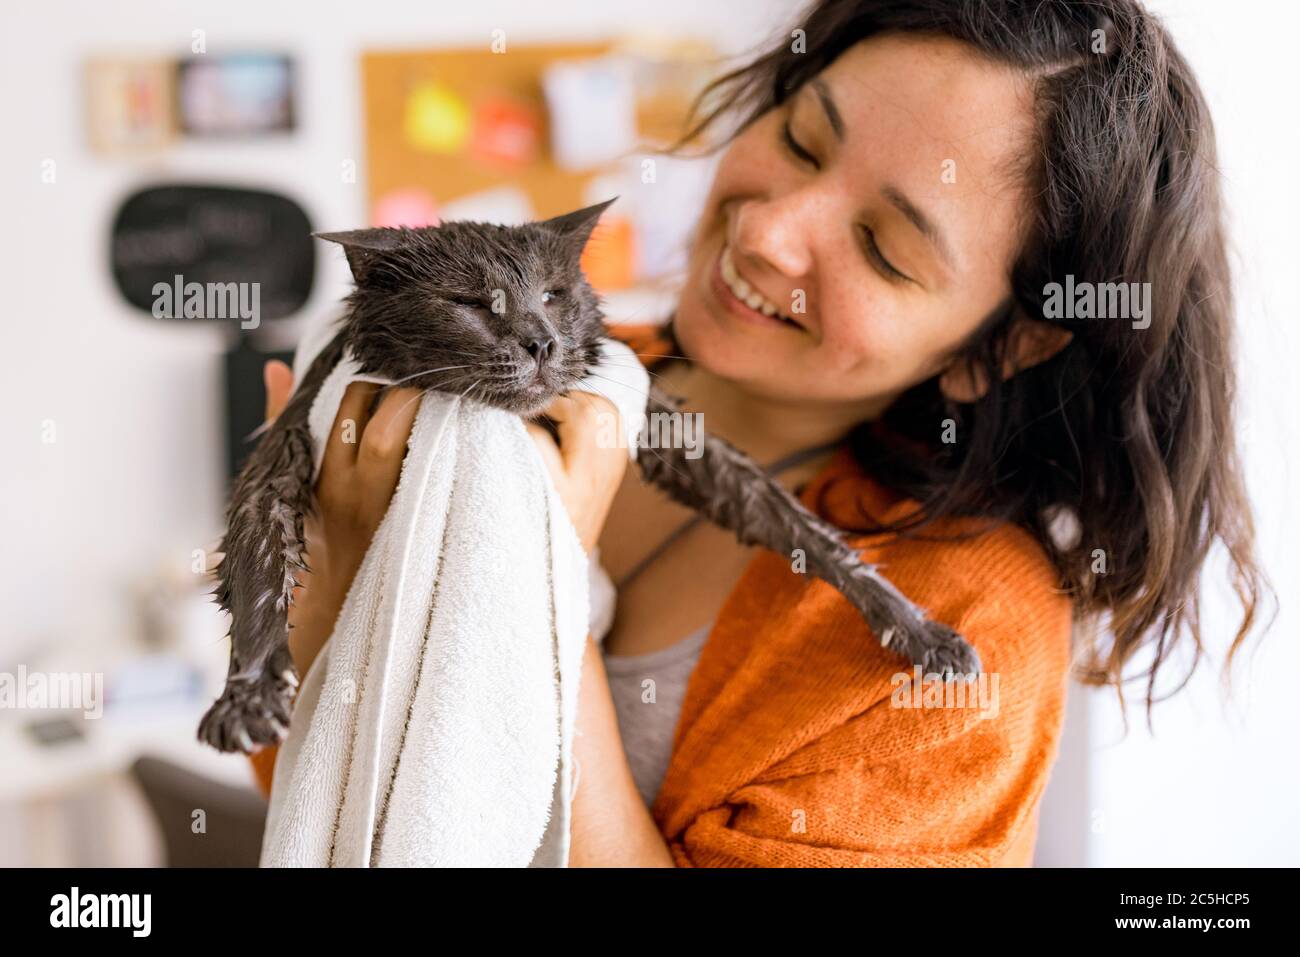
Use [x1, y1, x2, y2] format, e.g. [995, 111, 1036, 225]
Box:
[720, 245, 797, 325]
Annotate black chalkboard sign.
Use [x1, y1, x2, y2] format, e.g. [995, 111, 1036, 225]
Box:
[110, 184, 314, 328]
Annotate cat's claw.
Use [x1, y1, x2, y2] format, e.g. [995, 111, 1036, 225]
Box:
[884, 617, 982, 679]
[197, 665, 297, 754]
[836, 564, 981, 677]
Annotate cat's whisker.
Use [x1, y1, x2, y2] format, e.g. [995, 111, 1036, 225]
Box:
[592, 358, 667, 381]
[389, 387, 431, 422]
[628, 426, 692, 486]
[584, 371, 656, 404]
[384, 364, 473, 386]
[573, 379, 693, 487]
[627, 352, 695, 362]
[459, 378, 485, 407]
[383, 370, 480, 421]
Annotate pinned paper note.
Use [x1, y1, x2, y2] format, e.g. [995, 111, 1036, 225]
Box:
[577, 177, 635, 291]
[470, 96, 541, 167]
[85, 58, 177, 154]
[404, 80, 470, 153]
[438, 186, 535, 226]
[372, 188, 440, 228]
[625, 154, 715, 279]
[542, 57, 637, 170]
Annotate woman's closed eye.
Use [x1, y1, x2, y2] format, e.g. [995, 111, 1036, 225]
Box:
[779, 118, 911, 284]
[780, 119, 820, 169]
[860, 227, 912, 284]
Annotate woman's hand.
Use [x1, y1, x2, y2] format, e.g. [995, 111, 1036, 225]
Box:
[525, 393, 629, 552]
[261, 360, 422, 681]
[265, 367, 666, 861]
[526, 392, 674, 866]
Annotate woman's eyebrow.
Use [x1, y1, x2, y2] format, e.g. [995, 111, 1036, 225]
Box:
[881, 185, 957, 272]
[809, 78, 845, 140]
[809, 76, 956, 274]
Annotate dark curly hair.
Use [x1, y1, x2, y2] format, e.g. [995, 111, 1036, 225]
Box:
[675, 0, 1271, 717]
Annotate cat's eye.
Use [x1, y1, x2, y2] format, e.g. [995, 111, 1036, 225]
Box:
[450, 295, 489, 310]
[542, 289, 566, 305]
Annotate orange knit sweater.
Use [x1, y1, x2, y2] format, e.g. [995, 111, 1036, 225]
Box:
[248, 325, 1074, 867]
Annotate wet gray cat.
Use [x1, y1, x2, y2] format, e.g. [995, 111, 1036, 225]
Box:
[198, 199, 979, 754]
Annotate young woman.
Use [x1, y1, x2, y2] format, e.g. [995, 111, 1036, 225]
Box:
[251, 0, 1265, 866]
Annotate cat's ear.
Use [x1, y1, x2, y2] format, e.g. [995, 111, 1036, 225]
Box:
[313, 227, 407, 282]
[540, 197, 617, 250]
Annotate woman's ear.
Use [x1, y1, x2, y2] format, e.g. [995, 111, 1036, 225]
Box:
[939, 319, 1073, 403]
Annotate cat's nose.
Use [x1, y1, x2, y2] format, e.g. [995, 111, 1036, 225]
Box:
[524, 337, 554, 366]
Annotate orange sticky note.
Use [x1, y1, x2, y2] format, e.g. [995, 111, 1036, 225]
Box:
[470, 97, 540, 167]
[373, 188, 440, 228]
[581, 216, 636, 292]
[404, 81, 470, 154]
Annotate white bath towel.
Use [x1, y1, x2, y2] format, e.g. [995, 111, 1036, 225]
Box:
[259, 337, 648, 867]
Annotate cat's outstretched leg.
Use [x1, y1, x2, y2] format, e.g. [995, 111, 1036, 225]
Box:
[635, 387, 981, 678]
[198, 331, 348, 753]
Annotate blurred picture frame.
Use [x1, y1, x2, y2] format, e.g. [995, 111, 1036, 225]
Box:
[84, 57, 178, 154]
[177, 53, 295, 136]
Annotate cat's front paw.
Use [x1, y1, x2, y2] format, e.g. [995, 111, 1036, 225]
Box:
[882, 618, 982, 679]
[197, 664, 297, 754]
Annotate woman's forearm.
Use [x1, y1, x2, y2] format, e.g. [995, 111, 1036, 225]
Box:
[283, 508, 395, 684]
[568, 636, 675, 867]
[285, 565, 353, 682]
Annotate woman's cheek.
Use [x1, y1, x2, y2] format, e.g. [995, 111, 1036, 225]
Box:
[816, 300, 886, 370]
[812, 311, 918, 399]
[672, 304, 755, 379]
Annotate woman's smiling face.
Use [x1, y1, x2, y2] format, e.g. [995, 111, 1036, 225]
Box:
[674, 33, 1041, 414]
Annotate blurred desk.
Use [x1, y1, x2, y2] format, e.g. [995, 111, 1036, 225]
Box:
[0, 698, 254, 801]
[0, 697, 260, 866]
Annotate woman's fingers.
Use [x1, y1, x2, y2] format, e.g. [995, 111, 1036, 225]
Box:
[320, 381, 381, 478]
[355, 386, 422, 494]
[263, 360, 294, 421]
[545, 393, 624, 474]
[525, 420, 567, 480]
[528, 393, 628, 552]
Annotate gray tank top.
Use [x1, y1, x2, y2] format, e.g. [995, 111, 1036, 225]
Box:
[588, 442, 836, 810]
[589, 547, 711, 807]
[602, 621, 711, 808]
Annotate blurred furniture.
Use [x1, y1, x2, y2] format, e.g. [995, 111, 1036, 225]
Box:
[130, 755, 267, 867]
[0, 696, 263, 866]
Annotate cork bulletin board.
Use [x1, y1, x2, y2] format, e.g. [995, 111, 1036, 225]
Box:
[359, 40, 715, 292]
[361, 43, 610, 222]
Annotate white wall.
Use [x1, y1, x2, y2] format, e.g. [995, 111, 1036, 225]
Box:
[0, 0, 789, 661]
[2, 0, 1295, 866]
[1036, 0, 1300, 866]
[1073, 0, 1300, 866]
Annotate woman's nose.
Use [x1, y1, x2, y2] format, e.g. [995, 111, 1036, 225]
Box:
[731, 196, 816, 279]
